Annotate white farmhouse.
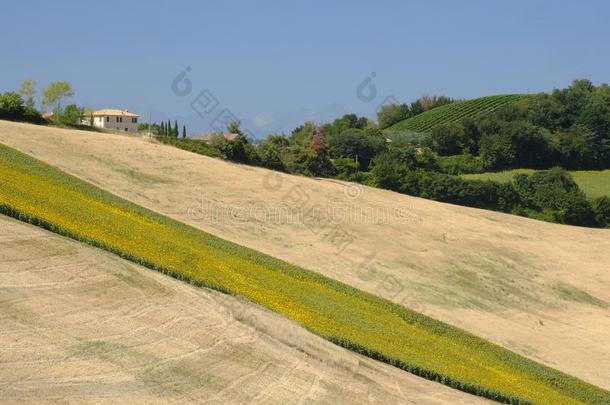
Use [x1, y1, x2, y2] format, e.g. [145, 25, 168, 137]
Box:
[92, 109, 140, 133]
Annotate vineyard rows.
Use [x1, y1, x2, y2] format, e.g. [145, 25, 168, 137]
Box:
[389, 94, 529, 133]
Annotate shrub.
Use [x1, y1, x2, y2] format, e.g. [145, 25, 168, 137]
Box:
[156, 137, 221, 159]
[256, 137, 287, 171]
[22, 106, 45, 124]
[428, 122, 469, 156]
[0, 92, 26, 120]
[512, 168, 596, 225]
[552, 191, 596, 226]
[377, 104, 410, 129]
[210, 134, 250, 162]
[327, 128, 386, 170]
[437, 154, 484, 175]
[593, 196, 610, 227]
[479, 133, 516, 170]
[333, 157, 359, 180]
[369, 148, 418, 190]
[0, 92, 47, 125]
[57, 104, 82, 126]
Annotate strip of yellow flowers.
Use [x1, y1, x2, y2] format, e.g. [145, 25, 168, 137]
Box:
[1, 143, 608, 405]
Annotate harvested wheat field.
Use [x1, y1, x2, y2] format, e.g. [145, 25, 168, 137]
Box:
[0, 214, 491, 404]
[1, 120, 609, 389]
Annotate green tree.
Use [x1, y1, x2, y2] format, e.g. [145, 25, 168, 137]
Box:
[409, 99, 425, 116]
[211, 133, 245, 162]
[257, 134, 288, 171]
[327, 114, 369, 136]
[0, 92, 26, 120]
[174, 120, 179, 137]
[58, 104, 82, 126]
[227, 120, 247, 139]
[592, 196, 610, 227]
[377, 104, 409, 129]
[210, 121, 255, 163]
[578, 95, 610, 139]
[428, 123, 468, 156]
[479, 133, 515, 170]
[289, 122, 317, 146]
[369, 148, 418, 191]
[0, 91, 44, 124]
[19, 79, 36, 109]
[333, 157, 359, 180]
[525, 93, 564, 131]
[512, 168, 595, 225]
[327, 128, 386, 170]
[42, 81, 74, 112]
[182, 125, 187, 138]
[302, 148, 335, 177]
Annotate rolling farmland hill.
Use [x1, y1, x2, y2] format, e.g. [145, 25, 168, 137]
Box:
[1, 121, 610, 393]
[1, 135, 609, 404]
[385, 94, 529, 135]
[0, 215, 493, 404]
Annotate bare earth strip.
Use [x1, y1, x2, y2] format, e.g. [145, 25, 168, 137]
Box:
[0, 215, 490, 404]
[1, 121, 609, 389]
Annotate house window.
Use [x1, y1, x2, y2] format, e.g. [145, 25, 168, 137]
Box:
[125, 128, 128, 132]
[131, 117, 137, 123]
[116, 117, 123, 123]
[106, 116, 110, 122]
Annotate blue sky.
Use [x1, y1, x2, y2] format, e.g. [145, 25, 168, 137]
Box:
[2, 0, 610, 137]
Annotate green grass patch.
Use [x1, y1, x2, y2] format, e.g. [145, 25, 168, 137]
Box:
[113, 166, 174, 185]
[567, 170, 610, 199]
[463, 169, 610, 199]
[1, 142, 608, 404]
[553, 283, 608, 309]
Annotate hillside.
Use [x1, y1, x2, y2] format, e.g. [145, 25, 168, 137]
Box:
[1, 120, 610, 391]
[6, 138, 610, 403]
[385, 94, 528, 134]
[0, 215, 492, 404]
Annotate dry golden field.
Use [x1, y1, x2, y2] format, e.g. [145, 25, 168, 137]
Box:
[1, 120, 609, 390]
[0, 215, 491, 404]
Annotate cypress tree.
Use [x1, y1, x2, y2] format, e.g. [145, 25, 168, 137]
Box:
[174, 120, 179, 137]
[182, 125, 186, 138]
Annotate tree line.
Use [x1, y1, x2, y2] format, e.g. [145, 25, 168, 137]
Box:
[1, 79, 190, 137]
[2, 78, 609, 227]
[0, 79, 83, 125]
[426, 80, 610, 172]
[160, 80, 610, 228]
[138, 121, 187, 138]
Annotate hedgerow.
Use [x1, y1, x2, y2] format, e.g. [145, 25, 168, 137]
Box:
[1, 143, 608, 404]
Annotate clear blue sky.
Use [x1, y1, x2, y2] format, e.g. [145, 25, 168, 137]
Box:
[2, 0, 610, 136]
